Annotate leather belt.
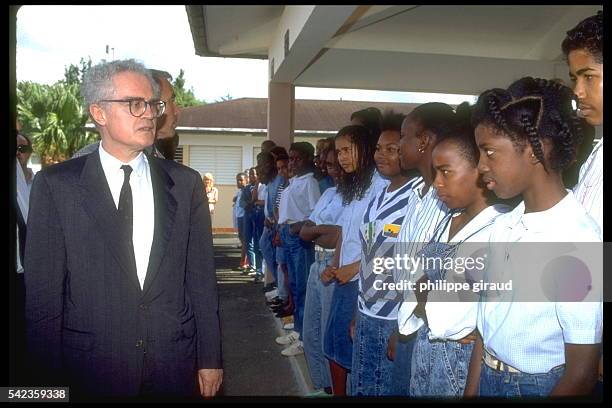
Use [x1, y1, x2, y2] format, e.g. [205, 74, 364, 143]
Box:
[482, 349, 521, 373]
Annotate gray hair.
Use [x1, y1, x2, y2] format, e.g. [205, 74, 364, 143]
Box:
[81, 59, 160, 108]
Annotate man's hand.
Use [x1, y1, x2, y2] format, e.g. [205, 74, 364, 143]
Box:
[321, 266, 337, 283]
[264, 218, 274, 228]
[198, 368, 223, 398]
[349, 318, 356, 340]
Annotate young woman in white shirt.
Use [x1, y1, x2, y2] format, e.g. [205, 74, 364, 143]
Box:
[320, 125, 387, 395]
[464, 77, 601, 397]
[408, 103, 509, 397]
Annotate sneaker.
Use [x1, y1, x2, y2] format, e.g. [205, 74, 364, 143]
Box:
[281, 341, 304, 356]
[265, 289, 279, 301]
[275, 330, 299, 345]
[282, 322, 294, 330]
[253, 276, 263, 283]
[304, 389, 333, 398]
[247, 271, 259, 277]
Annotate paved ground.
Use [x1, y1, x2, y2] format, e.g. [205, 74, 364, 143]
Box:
[213, 237, 312, 396]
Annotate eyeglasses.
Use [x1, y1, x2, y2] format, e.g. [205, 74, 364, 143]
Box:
[17, 144, 33, 154]
[97, 98, 166, 118]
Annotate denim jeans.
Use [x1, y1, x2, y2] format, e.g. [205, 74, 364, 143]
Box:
[243, 211, 262, 272]
[479, 360, 565, 397]
[410, 325, 473, 397]
[302, 251, 335, 390]
[280, 224, 314, 337]
[324, 280, 359, 370]
[259, 226, 277, 283]
[251, 206, 265, 276]
[275, 243, 288, 301]
[390, 332, 416, 396]
[350, 311, 397, 396]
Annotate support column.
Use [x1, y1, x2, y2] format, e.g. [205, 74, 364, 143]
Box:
[267, 82, 295, 150]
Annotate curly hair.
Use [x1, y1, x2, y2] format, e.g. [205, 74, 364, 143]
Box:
[471, 77, 589, 172]
[334, 125, 376, 205]
[435, 102, 479, 167]
[562, 11, 603, 63]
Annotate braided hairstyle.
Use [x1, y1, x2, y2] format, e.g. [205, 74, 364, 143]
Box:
[562, 11, 603, 63]
[472, 77, 588, 172]
[335, 125, 376, 205]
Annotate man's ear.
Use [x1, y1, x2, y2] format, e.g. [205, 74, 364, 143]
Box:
[89, 104, 107, 126]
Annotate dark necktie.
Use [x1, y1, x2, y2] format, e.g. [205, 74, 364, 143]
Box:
[119, 165, 133, 241]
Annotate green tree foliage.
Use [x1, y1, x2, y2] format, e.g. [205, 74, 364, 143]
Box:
[17, 58, 98, 167]
[173, 69, 204, 107]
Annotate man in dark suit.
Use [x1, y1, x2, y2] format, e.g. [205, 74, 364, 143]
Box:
[24, 59, 223, 399]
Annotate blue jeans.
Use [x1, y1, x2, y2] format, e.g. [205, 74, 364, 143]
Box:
[242, 211, 261, 271]
[324, 280, 359, 370]
[390, 332, 416, 396]
[280, 224, 314, 337]
[410, 325, 473, 397]
[259, 226, 277, 283]
[350, 312, 397, 396]
[275, 244, 288, 301]
[479, 361, 565, 397]
[302, 251, 335, 390]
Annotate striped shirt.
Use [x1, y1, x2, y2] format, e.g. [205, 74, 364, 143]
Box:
[394, 177, 450, 335]
[358, 177, 418, 319]
[573, 138, 602, 236]
[274, 180, 289, 212]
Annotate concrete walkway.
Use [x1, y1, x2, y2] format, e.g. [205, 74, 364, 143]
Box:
[213, 236, 314, 396]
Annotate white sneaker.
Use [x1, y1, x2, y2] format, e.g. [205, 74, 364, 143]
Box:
[265, 289, 279, 300]
[281, 341, 304, 356]
[282, 322, 294, 330]
[248, 271, 258, 276]
[275, 330, 299, 345]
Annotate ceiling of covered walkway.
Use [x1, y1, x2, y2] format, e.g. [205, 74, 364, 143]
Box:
[187, 5, 601, 95]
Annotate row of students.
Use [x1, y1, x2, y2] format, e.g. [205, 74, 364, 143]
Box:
[264, 13, 603, 397]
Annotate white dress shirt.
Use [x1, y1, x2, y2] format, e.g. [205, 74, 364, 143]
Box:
[573, 137, 602, 235]
[477, 192, 602, 374]
[16, 161, 31, 274]
[99, 142, 155, 290]
[278, 172, 320, 224]
[422, 204, 509, 340]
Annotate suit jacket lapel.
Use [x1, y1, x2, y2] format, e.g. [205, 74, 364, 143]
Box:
[142, 156, 177, 297]
[78, 152, 141, 293]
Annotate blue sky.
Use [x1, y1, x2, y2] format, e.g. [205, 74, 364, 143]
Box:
[16, 5, 476, 105]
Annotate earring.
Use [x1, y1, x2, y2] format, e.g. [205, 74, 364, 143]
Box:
[418, 145, 425, 154]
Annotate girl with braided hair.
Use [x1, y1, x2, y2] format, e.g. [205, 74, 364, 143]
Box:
[464, 77, 601, 397]
[320, 125, 389, 395]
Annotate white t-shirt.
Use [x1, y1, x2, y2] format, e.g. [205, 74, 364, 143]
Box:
[477, 192, 602, 374]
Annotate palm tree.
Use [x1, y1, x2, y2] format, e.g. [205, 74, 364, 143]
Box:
[17, 81, 98, 167]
